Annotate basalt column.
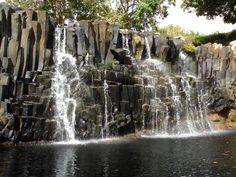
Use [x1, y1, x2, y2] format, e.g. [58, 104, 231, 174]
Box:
[0, 3, 54, 142]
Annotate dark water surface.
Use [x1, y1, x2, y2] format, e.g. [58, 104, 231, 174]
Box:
[1, 132, 236, 177]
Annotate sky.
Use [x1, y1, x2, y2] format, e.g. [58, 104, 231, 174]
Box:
[0, 0, 235, 34]
[158, 0, 236, 34]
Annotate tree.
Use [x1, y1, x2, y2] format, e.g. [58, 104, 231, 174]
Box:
[7, 0, 110, 24]
[103, 0, 175, 30]
[182, 0, 236, 24]
[6, 0, 175, 29]
[6, 0, 41, 9]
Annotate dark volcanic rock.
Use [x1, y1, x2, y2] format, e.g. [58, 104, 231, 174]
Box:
[0, 3, 235, 143]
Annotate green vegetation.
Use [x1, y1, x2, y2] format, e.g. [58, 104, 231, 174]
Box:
[7, 0, 109, 24]
[157, 25, 200, 43]
[97, 61, 114, 70]
[7, 0, 236, 46]
[182, 43, 196, 55]
[157, 25, 199, 54]
[182, 0, 236, 24]
[180, 0, 236, 47]
[194, 30, 236, 45]
[7, 0, 175, 30]
[157, 25, 236, 53]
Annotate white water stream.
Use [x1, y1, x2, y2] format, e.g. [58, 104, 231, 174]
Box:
[52, 27, 79, 141]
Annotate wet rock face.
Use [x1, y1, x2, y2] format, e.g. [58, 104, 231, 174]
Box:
[0, 6, 185, 142]
[196, 42, 236, 123]
[0, 4, 235, 143]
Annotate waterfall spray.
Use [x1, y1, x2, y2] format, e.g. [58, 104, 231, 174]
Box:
[52, 27, 79, 141]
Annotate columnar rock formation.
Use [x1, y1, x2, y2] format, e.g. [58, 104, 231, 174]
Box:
[196, 42, 236, 128]
[0, 3, 235, 143]
[53, 21, 184, 139]
[0, 3, 54, 142]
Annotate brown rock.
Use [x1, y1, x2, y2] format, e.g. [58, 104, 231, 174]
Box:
[20, 28, 35, 78]
[132, 31, 144, 60]
[37, 11, 49, 71]
[228, 109, 236, 121]
[208, 113, 224, 122]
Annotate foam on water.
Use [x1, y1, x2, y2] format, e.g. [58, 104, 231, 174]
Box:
[52, 137, 124, 145]
[141, 130, 232, 139]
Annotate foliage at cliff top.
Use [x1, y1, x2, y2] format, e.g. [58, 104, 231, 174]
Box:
[105, 0, 175, 30]
[157, 25, 236, 52]
[195, 30, 236, 46]
[157, 25, 200, 43]
[7, 0, 175, 30]
[157, 25, 199, 54]
[182, 0, 236, 24]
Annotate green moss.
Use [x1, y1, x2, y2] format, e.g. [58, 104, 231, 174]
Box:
[97, 61, 114, 70]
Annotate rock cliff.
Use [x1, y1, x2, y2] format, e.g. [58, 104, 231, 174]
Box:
[196, 42, 236, 129]
[0, 3, 235, 143]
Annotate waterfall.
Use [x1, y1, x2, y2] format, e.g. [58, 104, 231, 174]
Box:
[145, 36, 151, 59]
[139, 51, 214, 136]
[52, 27, 79, 141]
[51, 25, 214, 140]
[122, 32, 129, 50]
[103, 70, 109, 138]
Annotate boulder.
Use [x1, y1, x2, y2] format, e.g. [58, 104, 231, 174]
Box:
[110, 48, 130, 64]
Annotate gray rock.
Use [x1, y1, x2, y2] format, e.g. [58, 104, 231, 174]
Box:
[7, 39, 19, 66]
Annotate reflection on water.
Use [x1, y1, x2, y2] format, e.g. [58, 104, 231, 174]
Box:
[1, 132, 236, 177]
[55, 147, 76, 177]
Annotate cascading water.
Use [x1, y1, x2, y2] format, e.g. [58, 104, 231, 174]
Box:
[51, 24, 215, 140]
[103, 70, 109, 138]
[52, 27, 79, 141]
[139, 43, 214, 136]
[121, 31, 129, 50]
[144, 36, 151, 59]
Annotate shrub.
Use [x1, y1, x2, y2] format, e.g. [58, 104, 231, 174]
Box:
[182, 43, 196, 55]
[194, 30, 236, 45]
[97, 61, 114, 70]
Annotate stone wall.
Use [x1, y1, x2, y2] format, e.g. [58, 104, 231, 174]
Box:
[196, 42, 236, 129]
